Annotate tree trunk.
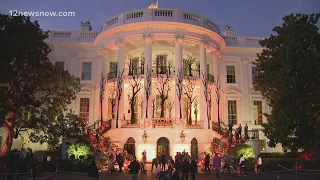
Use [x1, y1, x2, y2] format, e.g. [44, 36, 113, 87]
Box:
[116, 100, 120, 128]
[100, 101, 103, 126]
[188, 104, 192, 124]
[160, 97, 165, 118]
[217, 102, 221, 128]
[145, 98, 149, 118]
[0, 121, 14, 157]
[130, 104, 135, 124]
[179, 99, 182, 119]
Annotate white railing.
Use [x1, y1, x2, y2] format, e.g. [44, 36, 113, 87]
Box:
[222, 36, 264, 47]
[100, 8, 221, 34]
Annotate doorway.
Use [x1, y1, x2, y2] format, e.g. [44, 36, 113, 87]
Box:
[191, 138, 198, 158]
[157, 137, 170, 157]
[124, 137, 135, 156]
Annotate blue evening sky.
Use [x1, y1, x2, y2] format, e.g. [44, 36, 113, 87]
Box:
[1, 0, 319, 37]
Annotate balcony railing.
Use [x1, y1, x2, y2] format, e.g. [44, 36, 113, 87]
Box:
[151, 66, 175, 75]
[121, 120, 140, 128]
[152, 118, 174, 128]
[124, 67, 145, 76]
[184, 120, 204, 129]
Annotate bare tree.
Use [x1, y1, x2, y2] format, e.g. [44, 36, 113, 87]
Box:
[183, 77, 197, 124]
[193, 96, 199, 124]
[108, 84, 116, 119]
[151, 96, 156, 118]
[115, 69, 124, 128]
[140, 53, 145, 74]
[183, 55, 196, 76]
[145, 65, 152, 118]
[153, 54, 172, 118]
[176, 68, 183, 119]
[208, 86, 212, 127]
[201, 70, 211, 129]
[100, 73, 107, 125]
[166, 98, 174, 118]
[138, 95, 144, 118]
[214, 74, 221, 128]
[127, 56, 143, 124]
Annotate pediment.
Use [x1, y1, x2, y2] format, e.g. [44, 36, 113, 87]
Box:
[250, 91, 261, 96]
[225, 89, 241, 94]
[81, 83, 95, 92]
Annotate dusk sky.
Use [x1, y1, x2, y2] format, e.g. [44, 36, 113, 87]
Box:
[1, 0, 319, 37]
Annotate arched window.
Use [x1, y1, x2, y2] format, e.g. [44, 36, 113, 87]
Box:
[157, 137, 170, 157]
[191, 138, 198, 158]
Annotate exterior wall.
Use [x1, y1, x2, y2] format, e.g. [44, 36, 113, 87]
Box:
[0, 8, 284, 155]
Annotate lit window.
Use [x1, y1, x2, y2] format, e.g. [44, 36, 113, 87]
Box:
[80, 98, 90, 122]
[228, 100, 237, 124]
[155, 95, 166, 118]
[254, 101, 263, 125]
[226, 66, 236, 83]
[82, 62, 92, 80]
[108, 62, 118, 79]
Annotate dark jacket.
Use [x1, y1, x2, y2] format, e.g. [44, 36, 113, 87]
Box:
[205, 155, 210, 164]
[129, 160, 140, 174]
[116, 154, 124, 165]
[88, 161, 99, 178]
[182, 160, 190, 173]
[161, 154, 166, 163]
[190, 159, 198, 173]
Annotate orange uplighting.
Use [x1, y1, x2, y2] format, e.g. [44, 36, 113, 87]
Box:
[172, 144, 190, 156]
[136, 144, 156, 162]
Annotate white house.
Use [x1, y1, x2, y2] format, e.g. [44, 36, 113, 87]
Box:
[1, 6, 283, 158]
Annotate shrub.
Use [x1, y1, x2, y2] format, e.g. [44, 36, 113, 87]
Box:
[232, 144, 255, 160]
[67, 142, 91, 160]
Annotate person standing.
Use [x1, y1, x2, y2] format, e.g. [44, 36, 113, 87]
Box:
[228, 123, 233, 133]
[116, 153, 124, 173]
[181, 158, 190, 180]
[244, 123, 249, 140]
[238, 124, 242, 138]
[108, 155, 114, 173]
[238, 154, 246, 176]
[256, 154, 262, 174]
[140, 150, 147, 172]
[129, 156, 140, 180]
[161, 152, 166, 171]
[204, 153, 210, 172]
[190, 158, 197, 180]
[213, 153, 221, 179]
[222, 154, 232, 175]
[88, 156, 99, 180]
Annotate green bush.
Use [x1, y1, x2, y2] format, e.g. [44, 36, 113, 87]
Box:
[232, 144, 255, 160]
[67, 142, 91, 160]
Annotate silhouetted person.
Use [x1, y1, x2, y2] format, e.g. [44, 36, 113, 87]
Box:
[190, 158, 198, 180]
[222, 154, 232, 175]
[238, 124, 242, 138]
[151, 157, 158, 172]
[129, 156, 140, 180]
[88, 156, 99, 180]
[161, 152, 166, 171]
[6, 152, 16, 180]
[244, 123, 249, 140]
[116, 153, 124, 172]
[204, 154, 210, 172]
[181, 158, 190, 180]
[213, 153, 221, 179]
[228, 123, 233, 133]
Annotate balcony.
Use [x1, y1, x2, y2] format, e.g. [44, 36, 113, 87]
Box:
[183, 68, 200, 77]
[151, 66, 175, 75]
[152, 118, 174, 128]
[121, 120, 140, 128]
[184, 120, 204, 129]
[101, 8, 220, 34]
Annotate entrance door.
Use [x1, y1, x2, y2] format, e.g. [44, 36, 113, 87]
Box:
[191, 138, 198, 158]
[124, 137, 135, 156]
[157, 137, 170, 157]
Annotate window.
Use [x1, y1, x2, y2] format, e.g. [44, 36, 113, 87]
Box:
[82, 62, 92, 80]
[226, 65, 236, 83]
[228, 100, 237, 124]
[254, 101, 263, 125]
[80, 98, 90, 122]
[260, 140, 266, 151]
[55, 61, 65, 71]
[155, 95, 166, 118]
[109, 62, 118, 79]
[252, 66, 258, 82]
[129, 57, 139, 75]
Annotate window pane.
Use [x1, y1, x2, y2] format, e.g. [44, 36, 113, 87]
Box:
[80, 98, 90, 122]
[82, 62, 92, 80]
[226, 66, 236, 83]
[227, 100, 237, 124]
[254, 101, 263, 125]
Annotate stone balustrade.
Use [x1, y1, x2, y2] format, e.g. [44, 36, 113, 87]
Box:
[45, 30, 264, 48]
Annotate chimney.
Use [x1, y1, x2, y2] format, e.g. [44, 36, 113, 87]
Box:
[81, 21, 92, 32]
[223, 26, 234, 36]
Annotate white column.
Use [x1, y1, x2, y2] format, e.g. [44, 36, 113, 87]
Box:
[174, 37, 184, 120]
[115, 41, 126, 128]
[101, 50, 110, 123]
[241, 60, 251, 124]
[199, 43, 208, 129]
[144, 36, 153, 121]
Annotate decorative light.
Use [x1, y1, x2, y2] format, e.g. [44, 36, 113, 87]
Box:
[142, 130, 148, 144]
[180, 130, 186, 143]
